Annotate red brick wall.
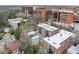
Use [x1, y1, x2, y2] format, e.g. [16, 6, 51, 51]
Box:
[56, 38, 73, 54]
[36, 8, 49, 18]
[21, 7, 33, 14]
[52, 10, 74, 24]
[65, 13, 74, 24]
[43, 40, 49, 49]
[43, 38, 74, 54]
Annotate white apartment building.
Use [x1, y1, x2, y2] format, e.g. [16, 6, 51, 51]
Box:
[43, 30, 75, 54]
[8, 18, 23, 29]
[27, 31, 40, 45]
[31, 35, 40, 46]
[38, 23, 58, 37]
[67, 44, 79, 54]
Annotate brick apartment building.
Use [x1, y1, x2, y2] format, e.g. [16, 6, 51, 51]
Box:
[38, 23, 58, 37]
[43, 30, 75, 54]
[36, 8, 52, 19]
[21, 7, 33, 14]
[36, 8, 48, 17]
[51, 9, 74, 24]
[74, 10, 79, 21]
[21, 7, 52, 20]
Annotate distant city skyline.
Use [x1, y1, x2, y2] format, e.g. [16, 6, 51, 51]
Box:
[0, 5, 79, 10]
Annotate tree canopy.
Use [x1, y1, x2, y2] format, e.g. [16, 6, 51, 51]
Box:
[24, 44, 40, 54]
[14, 28, 21, 41]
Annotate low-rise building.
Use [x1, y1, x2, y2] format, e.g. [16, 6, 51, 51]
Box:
[27, 31, 38, 38]
[67, 44, 79, 54]
[0, 31, 18, 53]
[21, 7, 33, 14]
[31, 35, 40, 46]
[43, 30, 75, 54]
[7, 41, 21, 54]
[27, 31, 40, 45]
[8, 18, 23, 29]
[52, 9, 74, 24]
[38, 23, 58, 37]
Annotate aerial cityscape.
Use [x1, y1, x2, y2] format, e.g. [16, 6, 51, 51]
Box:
[0, 5, 79, 54]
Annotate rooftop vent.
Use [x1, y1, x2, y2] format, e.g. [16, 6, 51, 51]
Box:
[48, 38, 50, 40]
[53, 42, 56, 44]
[60, 34, 62, 37]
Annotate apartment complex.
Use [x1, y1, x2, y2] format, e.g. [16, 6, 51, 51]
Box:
[38, 23, 58, 37]
[21, 7, 33, 14]
[21, 7, 52, 19]
[36, 8, 48, 17]
[52, 9, 74, 24]
[8, 18, 23, 29]
[67, 44, 79, 54]
[43, 30, 75, 54]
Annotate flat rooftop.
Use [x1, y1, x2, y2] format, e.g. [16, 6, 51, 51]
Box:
[51, 9, 74, 13]
[31, 35, 40, 40]
[67, 44, 79, 54]
[38, 23, 58, 31]
[27, 31, 36, 36]
[44, 30, 74, 49]
[8, 18, 23, 23]
[59, 9, 74, 13]
[53, 22, 68, 25]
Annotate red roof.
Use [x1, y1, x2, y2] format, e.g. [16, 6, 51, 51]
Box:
[7, 41, 20, 52]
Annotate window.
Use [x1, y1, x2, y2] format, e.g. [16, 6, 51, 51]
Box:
[53, 12, 58, 19]
[45, 30, 49, 37]
[39, 28, 41, 33]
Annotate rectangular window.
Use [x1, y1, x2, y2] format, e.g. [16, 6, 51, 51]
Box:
[45, 30, 49, 37]
[39, 27, 42, 34]
[54, 12, 58, 19]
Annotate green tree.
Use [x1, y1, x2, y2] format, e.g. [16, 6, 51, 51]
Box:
[30, 13, 45, 30]
[8, 11, 17, 19]
[32, 45, 40, 54]
[24, 44, 40, 54]
[16, 12, 26, 18]
[7, 48, 12, 54]
[31, 13, 45, 24]
[2, 21, 11, 27]
[20, 20, 26, 26]
[24, 44, 33, 54]
[4, 44, 12, 54]
[0, 28, 4, 33]
[10, 29, 14, 35]
[0, 11, 8, 19]
[0, 11, 9, 27]
[14, 28, 21, 41]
